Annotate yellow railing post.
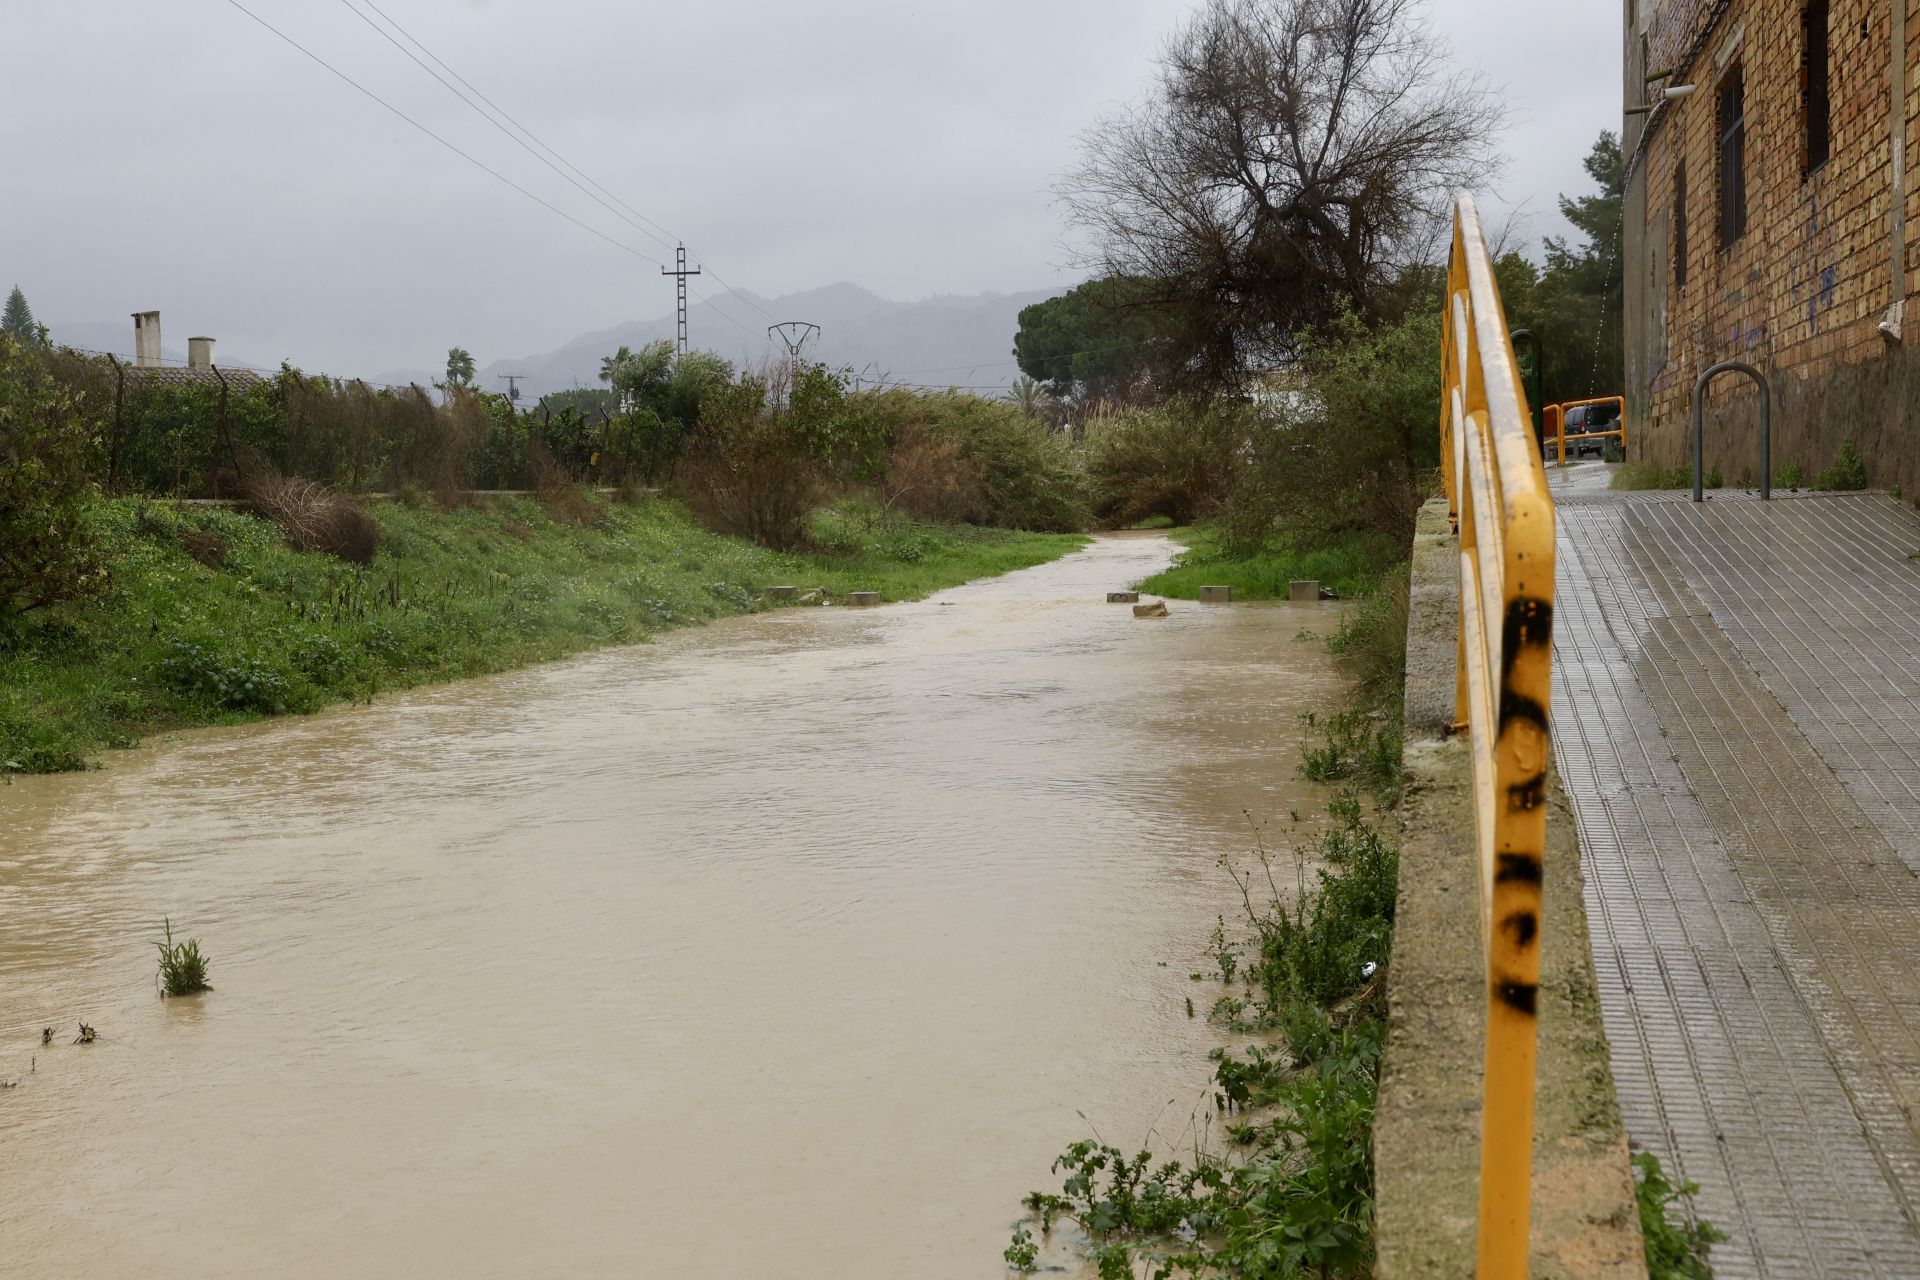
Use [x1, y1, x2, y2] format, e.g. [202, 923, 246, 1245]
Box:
[1440, 192, 1557, 1280]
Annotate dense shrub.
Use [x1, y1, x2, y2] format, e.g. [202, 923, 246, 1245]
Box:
[528, 444, 603, 526]
[0, 334, 105, 618]
[1218, 306, 1440, 557]
[156, 639, 294, 714]
[676, 364, 961, 550]
[944, 397, 1088, 532]
[385, 384, 482, 494]
[1814, 440, 1868, 491]
[855, 390, 1088, 532]
[676, 375, 822, 550]
[1083, 399, 1249, 526]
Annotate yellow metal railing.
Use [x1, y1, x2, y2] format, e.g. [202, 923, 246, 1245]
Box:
[1542, 395, 1627, 464]
[1439, 192, 1557, 1280]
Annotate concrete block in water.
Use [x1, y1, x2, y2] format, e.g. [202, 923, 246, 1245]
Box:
[1107, 591, 1140, 603]
[1289, 579, 1320, 603]
[1132, 600, 1169, 618]
[847, 591, 883, 607]
[763, 585, 798, 600]
[1197, 585, 1233, 603]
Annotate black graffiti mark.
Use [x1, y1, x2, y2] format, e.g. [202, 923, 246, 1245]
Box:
[1498, 690, 1548, 735]
[1495, 981, 1539, 1016]
[1500, 597, 1554, 680]
[1501, 911, 1538, 948]
[1494, 853, 1542, 885]
[1507, 771, 1546, 810]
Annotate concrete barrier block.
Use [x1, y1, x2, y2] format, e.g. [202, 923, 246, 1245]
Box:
[1107, 591, 1140, 603]
[1289, 579, 1320, 603]
[847, 591, 882, 607]
[763, 585, 798, 600]
[1197, 585, 1233, 603]
[1132, 600, 1169, 618]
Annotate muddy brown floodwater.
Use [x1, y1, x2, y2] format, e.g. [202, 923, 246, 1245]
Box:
[0, 534, 1340, 1278]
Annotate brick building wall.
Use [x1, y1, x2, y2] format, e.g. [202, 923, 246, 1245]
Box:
[1622, 0, 1920, 490]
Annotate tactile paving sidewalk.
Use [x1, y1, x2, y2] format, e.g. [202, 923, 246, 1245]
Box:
[1552, 489, 1920, 1278]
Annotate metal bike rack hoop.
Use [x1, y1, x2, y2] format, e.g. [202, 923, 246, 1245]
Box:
[1691, 361, 1771, 503]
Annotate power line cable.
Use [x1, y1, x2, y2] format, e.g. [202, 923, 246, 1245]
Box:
[333, 0, 679, 257]
[340, 0, 780, 330]
[218, 0, 665, 268]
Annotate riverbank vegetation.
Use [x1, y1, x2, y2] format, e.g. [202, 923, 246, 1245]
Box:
[0, 489, 1075, 773]
[0, 326, 1100, 772]
[1010, 564, 1408, 1277]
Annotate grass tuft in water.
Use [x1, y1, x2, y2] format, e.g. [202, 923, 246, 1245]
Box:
[155, 917, 212, 997]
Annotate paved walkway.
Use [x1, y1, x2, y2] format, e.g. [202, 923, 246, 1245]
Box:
[1551, 476, 1920, 1277]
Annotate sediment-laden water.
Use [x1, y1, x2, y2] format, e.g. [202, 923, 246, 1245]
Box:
[0, 534, 1338, 1278]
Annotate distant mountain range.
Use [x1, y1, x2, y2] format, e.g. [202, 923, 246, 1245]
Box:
[51, 282, 1067, 399]
[472, 282, 1064, 402]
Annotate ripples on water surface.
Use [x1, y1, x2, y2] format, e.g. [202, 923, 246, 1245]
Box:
[0, 534, 1340, 1278]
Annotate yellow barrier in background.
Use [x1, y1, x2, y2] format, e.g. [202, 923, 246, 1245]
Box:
[1543, 395, 1627, 464]
[1439, 192, 1557, 1280]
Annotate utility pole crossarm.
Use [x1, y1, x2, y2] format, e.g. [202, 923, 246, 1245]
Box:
[661, 244, 701, 356]
[768, 321, 820, 358]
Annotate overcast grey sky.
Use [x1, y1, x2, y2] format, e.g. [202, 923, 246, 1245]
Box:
[4, 0, 1617, 377]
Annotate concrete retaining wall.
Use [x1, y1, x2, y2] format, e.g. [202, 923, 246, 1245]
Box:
[1372, 499, 1646, 1278]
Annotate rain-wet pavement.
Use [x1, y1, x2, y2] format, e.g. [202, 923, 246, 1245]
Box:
[0, 534, 1343, 1279]
[1551, 468, 1920, 1277]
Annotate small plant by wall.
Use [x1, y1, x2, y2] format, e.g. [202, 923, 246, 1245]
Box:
[1813, 441, 1868, 491]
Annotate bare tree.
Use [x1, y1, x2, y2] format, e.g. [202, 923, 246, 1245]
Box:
[1061, 0, 1501, 391]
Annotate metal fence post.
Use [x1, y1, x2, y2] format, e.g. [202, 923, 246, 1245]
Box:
[106, 353, 125, 494]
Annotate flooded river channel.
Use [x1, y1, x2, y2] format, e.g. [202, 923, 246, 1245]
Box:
[1, 534, 1339, 1278]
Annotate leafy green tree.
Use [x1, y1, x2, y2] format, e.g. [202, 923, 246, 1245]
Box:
[598, 340, 674, 412]
[444, 346, 475, 388]
[598, 341, 732, 427]
[0, 334, 104, 617]
[1013, 278, 1165, 401]
[661, 349, 733, 426]
[1498, 132, 1624, 405]
[589, 343, 735, 481]
[2, 287, 39, 343]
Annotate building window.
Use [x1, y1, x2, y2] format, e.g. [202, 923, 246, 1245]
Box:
[1675, 163, 1689, 288]
[1803, 0, 1831, 174]
[1718, 63, 1747, 247]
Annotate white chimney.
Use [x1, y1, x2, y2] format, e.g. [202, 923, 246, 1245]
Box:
[132, 311, 161, 367]
[188, 336, 215, 371]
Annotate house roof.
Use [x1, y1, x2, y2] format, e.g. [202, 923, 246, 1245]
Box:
[126, 365, 268, 391]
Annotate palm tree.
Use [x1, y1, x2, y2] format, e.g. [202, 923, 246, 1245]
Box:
[444, 347, 475, 388]
[599, 346, 634, 385]
[1007, 374, 1052, 420]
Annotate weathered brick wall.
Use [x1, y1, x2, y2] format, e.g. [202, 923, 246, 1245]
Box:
[1625, 0, 1919, 489]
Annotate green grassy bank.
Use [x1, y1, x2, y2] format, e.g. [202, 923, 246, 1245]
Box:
[1135, 524, 1403, 601]
[1, 496, 1083, 774]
